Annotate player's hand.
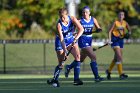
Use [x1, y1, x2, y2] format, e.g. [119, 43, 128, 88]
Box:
[124, 32, 131, 39]
[72, 38, 77, 46]
[63, 49, 68, 60]
[96, 28, 102, 33]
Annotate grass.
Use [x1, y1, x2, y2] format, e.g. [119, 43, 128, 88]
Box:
[0, 44, 139, 72]
[0, 72, 140, 93]
[0, 43, 139, 93]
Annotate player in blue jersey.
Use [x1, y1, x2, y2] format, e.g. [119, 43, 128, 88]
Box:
[65, 6, 104, 82]
[47, 8, 84, 87]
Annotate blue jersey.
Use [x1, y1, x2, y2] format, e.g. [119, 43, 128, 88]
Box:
[55, 16, 75, 51]
[78, 16, 94, 48]
[80, 16, 94, 35]
[58, 16, 75, 38]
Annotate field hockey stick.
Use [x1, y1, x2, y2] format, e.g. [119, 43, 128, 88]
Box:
[63, 40, 77, 61]
[93, 43, 109, 51]
[52, 42, 76, 81]
[93, 37, 125, 51]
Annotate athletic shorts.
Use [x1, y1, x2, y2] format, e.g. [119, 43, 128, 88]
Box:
[111, 35, 124, 48]
[55, 36, 74, 51]
[78, 35, 92, 48]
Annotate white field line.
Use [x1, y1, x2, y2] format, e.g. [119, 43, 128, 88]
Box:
[0, 74, 140, 79]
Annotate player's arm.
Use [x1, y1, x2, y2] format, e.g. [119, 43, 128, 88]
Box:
[71, 16, 84, 41]
[73, 19, 81, 36]
[126, 22, 131, 34]
[108, 22, 115, 43]
[93, 18, 102, 32]
[123, 22, 131, 39]
[56, 23, 67, 53]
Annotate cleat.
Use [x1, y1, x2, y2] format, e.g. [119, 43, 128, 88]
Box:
[120, 74, 128, 80]
[106, 70, 111, 80]
[95, 76, 104, 82]
[47, 79, 60, 87]
[47, 79, 54, 85]
[73, 79, 83, 85]
[65, 65, 70, 78]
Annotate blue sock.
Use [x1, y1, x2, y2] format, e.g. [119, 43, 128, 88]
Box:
[74, 61, 81, 80]
[67, 60, 76, 69]
[90, 61, 99, 79]
[53, 65, 62, 81]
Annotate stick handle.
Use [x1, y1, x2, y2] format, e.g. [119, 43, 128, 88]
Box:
[63, 42, 75, 61]
[93, 43, 108, 51]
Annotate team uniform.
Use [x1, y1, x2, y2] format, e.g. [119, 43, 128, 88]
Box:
[111, 20, 127, 48]
[55, 16, 75, 51]
[106, 19, 129, 80]
[65, 16, 104, 82]
[78, 16, 94, 48]
[48, 15, 83, 87]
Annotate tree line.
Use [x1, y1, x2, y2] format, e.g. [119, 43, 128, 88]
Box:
[0, 0, 140, 39]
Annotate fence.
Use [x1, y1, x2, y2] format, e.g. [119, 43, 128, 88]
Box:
[0, 39, 140, 74]
[0, 39, 54, 74]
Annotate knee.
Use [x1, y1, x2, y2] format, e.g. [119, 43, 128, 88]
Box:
[117, 55, 122, 62]
[75, 54, 81, 61]
[91, 55, 96, 61]
[58, 61, 65, 68]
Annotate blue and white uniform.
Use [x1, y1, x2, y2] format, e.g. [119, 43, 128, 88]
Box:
[78, 16, 94, 48]
[55, 16, 75, 51]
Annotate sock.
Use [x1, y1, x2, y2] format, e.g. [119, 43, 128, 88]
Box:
[53, 65, 62, 81]
[74, 61, 81, 80]
[67, 60, 76, 69]
[90, 61, 99, 79]
[116, 62, 123, 75]
[108, 60, 115, 73]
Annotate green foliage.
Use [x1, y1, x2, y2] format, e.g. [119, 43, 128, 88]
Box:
[0, 0, 140, 39]
[131, 26, 140, 39]
[0, 0, 64, 39]
[16, 0, 64, 35]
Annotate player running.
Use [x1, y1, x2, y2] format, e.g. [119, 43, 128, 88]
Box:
[106, 11, 131, 80]
[47, 8, 84, 87]
[65, 6, 104, 82]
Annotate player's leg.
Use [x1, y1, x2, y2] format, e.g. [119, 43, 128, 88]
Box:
[114, 47, 128, 79]
[83, 46, 104, 82]
[116, 39, 128, 79]
[114, 47, 123, 75]
[106, 37, 120, 80]
[65, 49, 87, 78]
[70, 43, 83, 85]
[118, 48, 128, 79]
[47, 50, 64, 87]
[106, 54, 117, 80]
[64, 44, 77, 78]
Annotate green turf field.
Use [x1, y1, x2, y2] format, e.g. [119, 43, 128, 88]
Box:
[0, 72, 140, 93]
[0, 44, 139, 93]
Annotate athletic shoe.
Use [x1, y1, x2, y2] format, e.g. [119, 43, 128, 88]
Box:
[73, 79, 83, 85]
[106, 70, 111, 80]
[120, 74, 128, 80]
[65, 65, 70, 78]
[47, 79, 60, 87]
[95, 76, 104, 82]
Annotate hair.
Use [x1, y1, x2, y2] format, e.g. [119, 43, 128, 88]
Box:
[59, 8, 68, 16]
[116, 10, 125, 15]
[82, 6, 90, 11]
[119, 11, 125, 14]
